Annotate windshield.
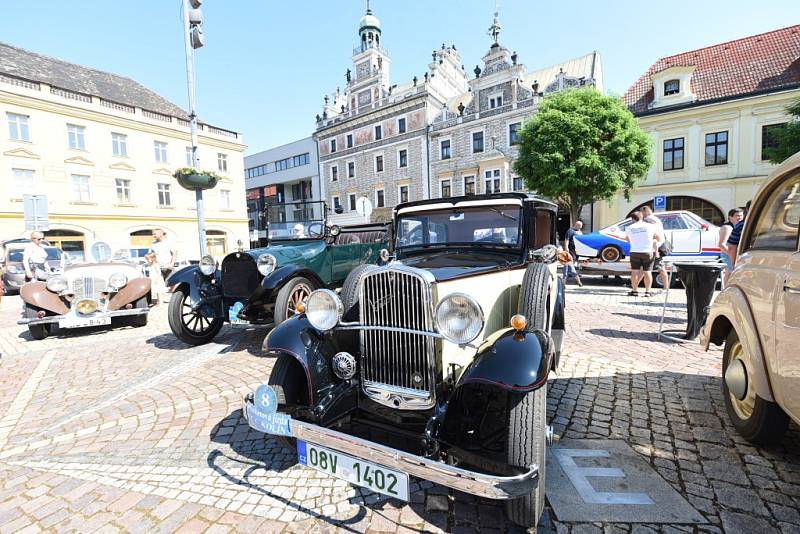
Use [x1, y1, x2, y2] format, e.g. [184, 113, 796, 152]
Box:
[267, 201, 326, 240]
[396, 205, 522, 248]
[7, 247, 61, 262]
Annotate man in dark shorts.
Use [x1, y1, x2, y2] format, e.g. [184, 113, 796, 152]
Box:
[624, 211, 663, 296]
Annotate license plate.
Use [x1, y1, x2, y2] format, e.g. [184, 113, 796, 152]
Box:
[297, 441, 409, 501]
[59, 316, 111, 329]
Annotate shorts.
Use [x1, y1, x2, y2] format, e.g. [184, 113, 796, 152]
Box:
[630, 252, 654, 271]
[720, 253, 733, 272]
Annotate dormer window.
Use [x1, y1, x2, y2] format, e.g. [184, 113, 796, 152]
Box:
[489, 95, 503, 109]
[664, 79, 680, 96]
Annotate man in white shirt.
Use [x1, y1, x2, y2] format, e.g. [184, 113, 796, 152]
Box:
[625, 211, 663, 297]
[22, 231, 49, 280]
[148, 228, 177, 280]
[641, 206, 669, 288]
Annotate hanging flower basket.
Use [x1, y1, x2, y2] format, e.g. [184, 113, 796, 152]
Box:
[174, 167, 220, 191]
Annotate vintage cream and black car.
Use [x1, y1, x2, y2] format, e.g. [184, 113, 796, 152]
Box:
[243, 193, 565, 528]
[18, 260, 150, 340]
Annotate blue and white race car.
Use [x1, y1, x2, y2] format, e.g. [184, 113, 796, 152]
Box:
[573, 210, 721, 263]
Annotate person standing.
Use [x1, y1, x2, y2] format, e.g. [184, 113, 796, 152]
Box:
[625, 211, 663, 297]
[641, 206, 669, 288]
[144, 252, 165, 305]
[727, 201, 751, 270]
[563, 221, 583, 287]
[22, 231, 49, 281]
[148, 228, 177, 281]
[718, 208, 744, 285]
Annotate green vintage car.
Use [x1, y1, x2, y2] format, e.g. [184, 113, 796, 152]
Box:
[166, 201, 388, 345]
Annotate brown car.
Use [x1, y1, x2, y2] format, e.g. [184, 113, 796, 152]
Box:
[701, 151, 800, 444]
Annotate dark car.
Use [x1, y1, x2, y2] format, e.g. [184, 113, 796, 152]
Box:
[166, 201, 389, 345]
[242, 193, 565, 529]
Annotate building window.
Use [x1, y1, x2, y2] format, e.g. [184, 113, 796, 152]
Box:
[398, 117, 407, 134]
[348, 161, 355, 178]
[71, 174, 91, 202]
[7, 112, 30, 141]
[664, 79, 680, 96]
[330, 138, 337, 153]
[115, 178, 131, 203]
[154, 140, 168, 162]
[509, 123, 521, 145]
[331, 165, 338, 182]
[375, 124, 382, 140]
[399, 149, 408, 168]
[67, 124, 86, 150]
[762, 123, 787, 161]
[13, 169, 35, 195]
[157, 183, 171, 206]
[440, 139, 451, 160]
[705, 131, 728, 166]
[464, 175, 475, 195]
[333, 196, 341, 211]
[472, 131, 484, 153]
[489, 95, 503, 109]
[217, 153, 228, 172]
[441, 179, 451, 198]
[513, 176, 524, 191]
[399, 185, 409, 203]
[484, 169, 501, 193]
[220, 189, 231, 209]
[186, 146, 193, 166]
[349, 193, 357, 211]
[376, 189, 385, 207]
[663, 137, 685, 170]
[111, 133, 128, 156]
[347, 134, 353, 148]
[375, 154, 384, 172]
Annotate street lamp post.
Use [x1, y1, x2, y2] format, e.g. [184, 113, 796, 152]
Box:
[182, 0, 207, 257]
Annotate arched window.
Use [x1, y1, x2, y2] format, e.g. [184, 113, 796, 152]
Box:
[206, 230, 227, 256]
[628, 196, 724, 226]
[664, 79, 680, 96]
[44, 229, 86, 262]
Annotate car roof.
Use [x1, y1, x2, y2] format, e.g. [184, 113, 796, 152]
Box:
[395, 192, 557, 213]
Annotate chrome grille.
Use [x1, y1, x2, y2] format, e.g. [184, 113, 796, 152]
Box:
[359, 267, 437, 409]
[72, 277, 107, 300]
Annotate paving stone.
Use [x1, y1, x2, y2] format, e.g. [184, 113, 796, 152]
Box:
[719, 511, 780, 534]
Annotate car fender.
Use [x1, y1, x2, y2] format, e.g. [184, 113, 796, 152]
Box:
[263, 265, 326, 292]
[701, 286, 774, 402]
[166, 265, 223, 317]
[20, 282, 69, 315]
[107, 278, 151, 310]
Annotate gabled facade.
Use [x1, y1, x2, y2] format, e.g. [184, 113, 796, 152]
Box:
[611, 25, 800, 228]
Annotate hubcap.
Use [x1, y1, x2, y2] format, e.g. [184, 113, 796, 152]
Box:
[727, 340, 756, 420]
[181, 295, 214, 333]
[287, 284, 311, 318]
[602, 248, 619, 262]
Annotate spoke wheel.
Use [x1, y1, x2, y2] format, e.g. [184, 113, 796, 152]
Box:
[286, 284, 312, 318]
[168, 287, 223, 345]
[274, 277, 316, 325]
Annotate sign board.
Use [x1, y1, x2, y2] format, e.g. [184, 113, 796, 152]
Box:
[23, 194, 49, 231]
[653, 195, 667, 212]
[356, 196, 373, 218]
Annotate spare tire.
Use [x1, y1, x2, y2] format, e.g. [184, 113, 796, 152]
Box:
[341, 264, 378, 311]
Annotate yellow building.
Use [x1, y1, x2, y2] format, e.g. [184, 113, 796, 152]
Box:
[602, 26, 800, 227]
[0, 42, 247, 261]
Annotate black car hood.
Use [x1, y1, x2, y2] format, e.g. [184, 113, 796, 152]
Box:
[397, 249, 522, 282]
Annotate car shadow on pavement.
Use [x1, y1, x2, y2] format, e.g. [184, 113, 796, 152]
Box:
[17, 322, 140, 341]
[613, 311, 685, 325]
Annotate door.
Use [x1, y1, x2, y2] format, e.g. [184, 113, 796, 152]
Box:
[662, 213, 698, 256]
[772, 176, 800, 421]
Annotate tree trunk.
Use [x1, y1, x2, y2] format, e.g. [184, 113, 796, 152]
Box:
[569, 203, 584, 227]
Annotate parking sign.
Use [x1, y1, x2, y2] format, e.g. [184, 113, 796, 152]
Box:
[653, 195, 667, 212]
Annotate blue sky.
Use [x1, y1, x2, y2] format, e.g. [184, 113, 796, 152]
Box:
[1, 1, 797, 155]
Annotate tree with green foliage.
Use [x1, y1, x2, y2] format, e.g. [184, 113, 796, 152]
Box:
[764, 97, 800, 164]
[514, 88, 652, 225]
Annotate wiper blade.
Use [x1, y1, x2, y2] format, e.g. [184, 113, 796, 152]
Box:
[488, 207, 518, 221]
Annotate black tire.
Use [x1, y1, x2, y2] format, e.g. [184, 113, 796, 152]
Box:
[519, 263, 551, 331]
[274, 277, 315, 324]
[600, 246, 622, 263]
[341, 265, 377, 311]
[268, 353, 309, 451]
[25, 304, 51, 340]
[505, 386, 547, 528]
[168, 287, 223, 345]
[128, 296, 148, 327]
[722, 330, 789, 445]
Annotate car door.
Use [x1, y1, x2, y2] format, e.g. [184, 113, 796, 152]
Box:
[663, 213, 698, 256]
[771, 176, 800, 421]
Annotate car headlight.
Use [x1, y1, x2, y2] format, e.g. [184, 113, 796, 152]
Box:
[8, 265, 24, 274]
[257, 253, 277, 276]
[305, 289, 343, 331]
[46, 276, 68, 293]
[435, 293, 484, 345]
[199, 255, 216, 276]
[108, 272, 128, 290]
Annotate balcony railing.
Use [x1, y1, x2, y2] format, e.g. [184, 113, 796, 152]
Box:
[0, 73, 40, 91]
[50, 86, 92, 103]
[100, 99, 135, 114]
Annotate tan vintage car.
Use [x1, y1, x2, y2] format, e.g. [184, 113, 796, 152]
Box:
[701, 151, 800, 444]
[18, 261, 151, 340]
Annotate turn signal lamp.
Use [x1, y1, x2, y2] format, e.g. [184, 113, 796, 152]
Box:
[510, 314, 527, 331]
[75, 299, 98, 315]
[295, 301, 306, 314]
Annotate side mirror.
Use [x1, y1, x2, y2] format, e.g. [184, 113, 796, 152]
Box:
[700, 224, 709, 231]
[334, 206, 344, 215]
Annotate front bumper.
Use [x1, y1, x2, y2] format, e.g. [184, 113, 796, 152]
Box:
[18, 308, 148, 326]
[242, 395, 538, 500]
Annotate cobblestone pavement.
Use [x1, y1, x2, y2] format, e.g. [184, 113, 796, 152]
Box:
[0, 281, 799, 533]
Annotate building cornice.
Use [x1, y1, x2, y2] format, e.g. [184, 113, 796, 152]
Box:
[314, 94, 427, 137]
[0, 211, 248, 224]
[633, 85, 800, 119]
